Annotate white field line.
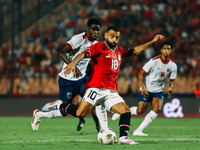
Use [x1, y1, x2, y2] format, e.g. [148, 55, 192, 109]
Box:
[1, 138, 200, 144]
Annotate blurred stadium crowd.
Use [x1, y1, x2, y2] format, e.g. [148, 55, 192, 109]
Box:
[0, 0, 200, 95]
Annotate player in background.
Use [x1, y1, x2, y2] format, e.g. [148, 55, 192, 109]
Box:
[31, 18, 108, 132]
[112, 42, 177, 136]
[62, 25, 164, 144]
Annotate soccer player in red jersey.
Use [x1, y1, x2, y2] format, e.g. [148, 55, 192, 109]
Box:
[61, 26, 164, 144]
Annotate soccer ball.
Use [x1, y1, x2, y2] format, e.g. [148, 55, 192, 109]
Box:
[97, 128, 117, 145]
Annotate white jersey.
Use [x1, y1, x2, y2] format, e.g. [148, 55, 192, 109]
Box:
[58, 32, 98, 80]
[142, 55, 177, 93]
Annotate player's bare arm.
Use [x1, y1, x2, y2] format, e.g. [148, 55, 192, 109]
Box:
[133, 35, 164, 55]
[59, 44, 82, 77]
[138, 69, 148, 95]
[64, 51, 90, 75]
[168, 79, 175, 95]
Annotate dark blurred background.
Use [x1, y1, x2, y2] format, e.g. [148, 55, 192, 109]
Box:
[0, 0, 200, 116]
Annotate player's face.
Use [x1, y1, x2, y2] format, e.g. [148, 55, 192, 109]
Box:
[105, 30, 120, 49]
[87, 24, 101, 41]
[161, 44, 172, 58]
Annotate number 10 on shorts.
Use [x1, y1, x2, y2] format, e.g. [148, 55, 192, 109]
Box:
[87, 90, 97, 100]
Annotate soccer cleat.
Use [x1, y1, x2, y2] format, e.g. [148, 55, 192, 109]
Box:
[77, 119, 85, 131]
[133, 130, 148, 136]
[112, 113, 120, 121]
[31, 109, 41, 131]
[118, 136, 140, 145]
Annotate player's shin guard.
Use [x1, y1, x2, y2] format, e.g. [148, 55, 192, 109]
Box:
[119, 112, 131, 137]
[60, 103, 78, 117]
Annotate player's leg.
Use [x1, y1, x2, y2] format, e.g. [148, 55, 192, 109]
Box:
[31, 99, 64, 131]
[105, 91, 139, 145]
[90, 107, 100, 132]
[95, 105, 108, 130]
[76, 101, 93, 118]
[73, 95, 86, 131]
[61, 88, 97, 131]
[132, 101, 149, 136]
[110, 102, 139, 145]
[77, 76, 102, 132]
[31, 77, 73, 131]
[36, 100, 63, 118]
[136, 97, 163, 131]
[134, 92, 163, 136]
[112, 92, 148, 121]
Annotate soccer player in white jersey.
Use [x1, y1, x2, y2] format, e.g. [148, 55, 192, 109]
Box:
[31, 18, 108, 132]
[112, 42, 177, 136]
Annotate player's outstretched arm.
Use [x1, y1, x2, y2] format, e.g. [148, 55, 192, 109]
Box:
[64, 51, 90, 75]
[59, 44, 72, 64]
[133, 34, 164, 55]
[59, 44, 82, 77]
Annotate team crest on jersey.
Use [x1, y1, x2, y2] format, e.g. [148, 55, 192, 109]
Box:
[67, 92, 72, 99]
[160, 72, 165, 77]
[118, 55, 121, 61]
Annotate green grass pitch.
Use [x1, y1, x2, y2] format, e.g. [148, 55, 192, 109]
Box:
[0, 116, 200, 150]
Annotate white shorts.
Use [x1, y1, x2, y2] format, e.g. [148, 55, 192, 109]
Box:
[82, 88, 125, 111]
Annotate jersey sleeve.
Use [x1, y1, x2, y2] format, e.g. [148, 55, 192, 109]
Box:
[66, 33, 85, 50]
[142, 59, 154, 73]
[85, 43, 100, 57]
[169, 63, 177, 80]
[118, 47, 130, 60]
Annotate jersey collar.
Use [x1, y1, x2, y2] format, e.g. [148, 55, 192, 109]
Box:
[104, 41, 117, 51]
[160, 55, 171, 64]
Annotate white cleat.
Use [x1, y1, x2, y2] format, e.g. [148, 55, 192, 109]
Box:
[118, 136, 140, 145]
[31, 109, 41, 131]
[133, 130, 148, 136]
[112, 113, 120, 121]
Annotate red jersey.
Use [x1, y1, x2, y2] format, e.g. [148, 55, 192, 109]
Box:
[84, 42, 130, 91]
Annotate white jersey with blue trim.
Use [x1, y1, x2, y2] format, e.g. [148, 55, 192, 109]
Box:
[142, 55, 177, 93]
[58, 32, 97, 81]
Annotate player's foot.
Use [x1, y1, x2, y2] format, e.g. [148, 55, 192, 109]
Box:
[118, 136, 140, 145]
[112, 113, 120, 121]
[77, 119, 85, 131]
[133, 130, 148, 136]
[31, 109, 41, 131]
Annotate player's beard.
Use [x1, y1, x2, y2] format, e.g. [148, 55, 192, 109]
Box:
[105, 39, 117, 49]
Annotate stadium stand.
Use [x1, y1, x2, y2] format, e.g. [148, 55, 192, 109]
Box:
[0, 0, 200, 95]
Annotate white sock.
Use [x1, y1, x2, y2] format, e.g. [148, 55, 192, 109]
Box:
[96, 105, 108, 129]
[41, 100, 62, 112]
[130, 106, 138, 115]
[37, 110, 62, 119]
[136, 110, 158, 132]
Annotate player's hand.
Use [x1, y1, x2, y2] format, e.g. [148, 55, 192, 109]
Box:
[152, 34, 164, 42]
[74, 67, 82, 78]
[141, 88, 148, 95]
[64, 62, 75, 75]
[168, 87, 173, 95]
